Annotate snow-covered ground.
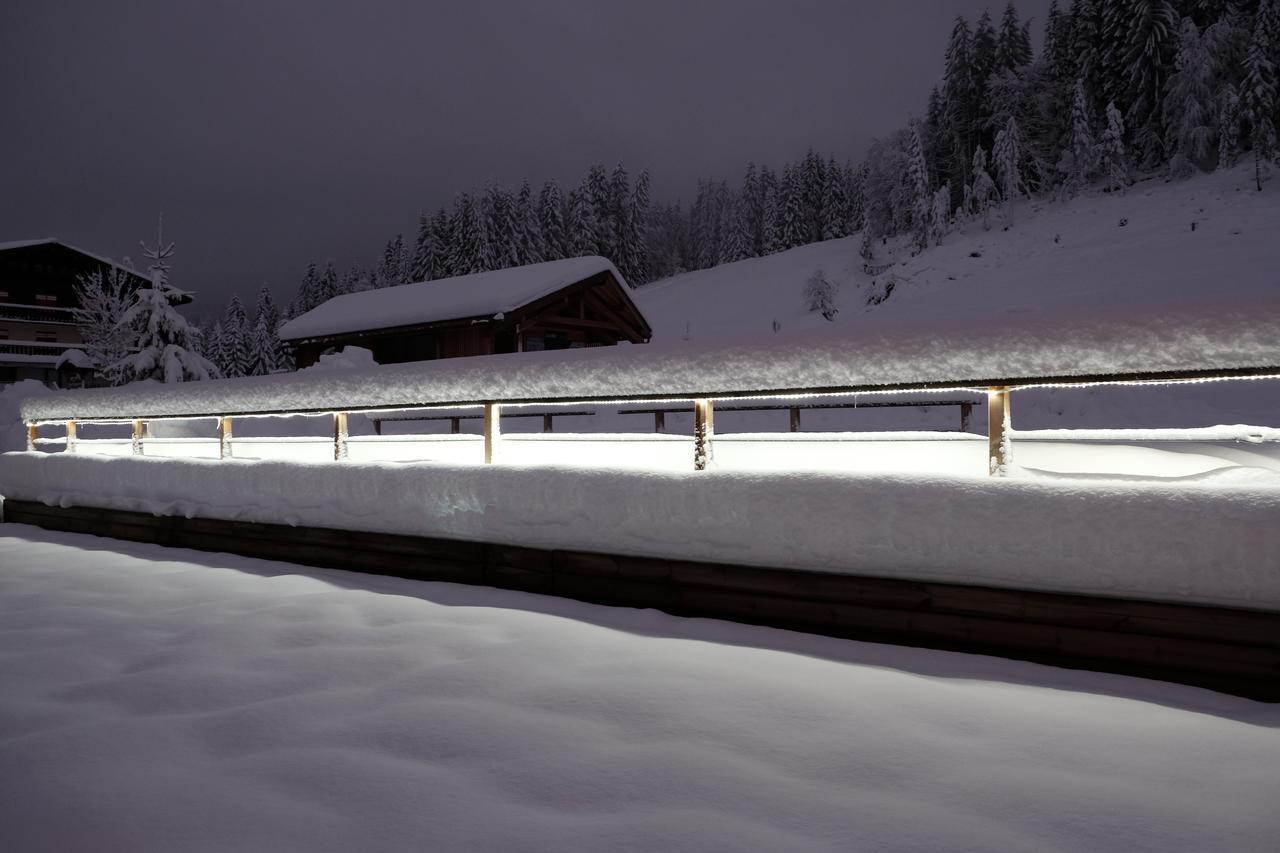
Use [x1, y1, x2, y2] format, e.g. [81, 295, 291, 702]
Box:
[1, 525, 1276, 853]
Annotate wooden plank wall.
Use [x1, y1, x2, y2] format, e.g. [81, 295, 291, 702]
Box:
[4, 499, 1277, 701]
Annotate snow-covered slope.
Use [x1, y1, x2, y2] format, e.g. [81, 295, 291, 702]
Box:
[635, 165, 1280, 344]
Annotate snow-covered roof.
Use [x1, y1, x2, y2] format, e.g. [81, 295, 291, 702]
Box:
[0, 238, 145, 280]
[22, 296, 1280, 422]
[278, 256, 630, 341]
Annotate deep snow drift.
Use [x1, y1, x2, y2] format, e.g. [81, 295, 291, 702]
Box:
[1, 526, 1277, 853]
[4, 451, 1279, 611]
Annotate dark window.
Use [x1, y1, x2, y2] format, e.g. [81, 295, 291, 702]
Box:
[543, 330, 571, 350]
[35, 331, 57, 343]
[36, 294, 57, 305]
[0, 329, 8, 340]
[0, 367, 15, 383]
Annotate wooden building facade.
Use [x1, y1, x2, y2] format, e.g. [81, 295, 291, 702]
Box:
[0, 239, 151, 386]
[280, 259, 652, 369]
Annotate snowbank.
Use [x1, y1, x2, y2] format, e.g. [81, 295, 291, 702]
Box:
[21, 296, 1280, 422]
[0, 381, 53, 452]
[2, 526, 1277, 853]
[3, 452, 1279, 611]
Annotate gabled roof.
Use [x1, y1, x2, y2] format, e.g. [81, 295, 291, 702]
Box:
[279, 256, 637, 341]
[0, 238, 147, 280]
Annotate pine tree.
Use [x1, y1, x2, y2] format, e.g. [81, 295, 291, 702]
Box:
[411, 213, 438, 282]
[968, 146, 998, 229]
[431, 209, 454, 278]
[483, 185, 517, 269]
[906, 121, 932, 251]
[108, 217, 217, 384]
[820, 155, 851, 240]
[740, 162, 762, 255]
[943, 16, 977, 200]
[564, 189, 595, 257]
[760, 166, 781, 254]
[929, 183, 952, 245]
[996, 2, 1033, 71]
[318, 262, 338, 303]
[627, 169, 651, 283]
[778, 166, 807, 251]
[291, 261, 319, 317]
[514, 180, 545, 266]
[221, 294, 250, 378]
[803, 269, 838, 320]
[1099, 101, 1130, 190]
[1123, 0, 1180, 168]
[252, 286, 284, 374]
[1242, 0, 1279, 190]
[450, 192, 493, 274]
[1060, 78, 1097, 194]
[583, 164, 613, 257]
[1218, 84, 1241, 167]
[993, 116, 1028, 201]
[1163, 17, 1215, 177]
[723, 196, 752, 262]
[538, 181, 568, 260]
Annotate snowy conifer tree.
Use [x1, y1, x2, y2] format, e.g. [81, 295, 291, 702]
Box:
[968, 146, 997, 229]
[1242, 0, 1278, 190]
[803, 269, 838, 321]
[627, 169, 651, 283]
[778, 167, 807, 251]
[411, 213, 439, 282]
[514, 181, 545, 266]
[564, 189, 595, 257]
[1060, 78, 1097, 195]
[995, 2, 1032, 71]
[820, 156, 850, 240]
[450, 192, 493, 274]
[1163, 17, 1215, 177]
[220, 294, 250, 378]
[760, 167, 782, 254]
[906, 121, 931, 252]
[929, 183, 952, 245]
[108, 218, 217, 384]
[1099, 101, 1129, 191]
[1218, 84, 1241, 168]
[250, 286, 285, 374]
[538, 181, 568, 260]
[993, 116, 1027, 202]
[1122, 0, 1179, 168]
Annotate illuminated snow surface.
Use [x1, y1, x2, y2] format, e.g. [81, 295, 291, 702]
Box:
[0, 526, 1277, 853]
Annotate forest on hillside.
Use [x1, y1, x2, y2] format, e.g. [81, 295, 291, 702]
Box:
[195, 0, 1278, 380]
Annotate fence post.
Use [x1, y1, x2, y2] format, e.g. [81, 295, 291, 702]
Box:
[960, 402, 973, 432]
[65, 420, 77, 453]
[694, 399, 715, 471]
[133, 420, 145, 456]
[484, 403, 501, 463]
[654, 410, 665, 433]
[987, 387, 1011, 475]
[26, 422, 37, 452]
[218, 417, 232, 459]
[333, 412, 348, 461]
[542, 413, 553, 433]
[789, 406, 801, 432]
[450, 416, 461, 434]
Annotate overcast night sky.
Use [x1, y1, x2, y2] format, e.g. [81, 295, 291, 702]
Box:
[1, 0, 1053, 315]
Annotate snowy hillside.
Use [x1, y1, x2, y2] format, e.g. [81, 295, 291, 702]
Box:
[635, 166, 1280, 344]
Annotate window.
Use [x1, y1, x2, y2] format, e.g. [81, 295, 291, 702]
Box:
[543, 330, 571, 350]
[0, 329, 8, 339]
[0, 290, 8, 301]
[36, 294, 57, 305]
[35, 331, 57, 343]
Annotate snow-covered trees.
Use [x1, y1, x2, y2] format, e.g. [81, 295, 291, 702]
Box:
[906, 122, 932, 252]
[993, 116, 1027, 202]
[1099, 101, 1130, 191]
[108, 220, 217, 384]
[968, 147, 998, 229]
[1242, 0, 1279, 190]
[1163, 17, 1215, 178]
[70, 265, 136, 381]
[803, 269, 838, 321]
[1060, 79, 1097, 195]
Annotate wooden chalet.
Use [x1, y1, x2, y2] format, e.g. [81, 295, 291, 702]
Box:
[0, 239, 152, 386]
[278, 257, 651, 369]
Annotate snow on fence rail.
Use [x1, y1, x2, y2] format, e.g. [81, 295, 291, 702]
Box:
[19, 299, 1280, 474]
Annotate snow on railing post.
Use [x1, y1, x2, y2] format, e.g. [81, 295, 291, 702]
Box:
[987, 386, 1011, 476]
[694, 399, 715, 471]
[26, 422, 37, 452]
[484, 403, 501, 463]
[65, 420, 77, 454]
[333, 412, 349, 461]
[218, 417, 233, 460]
[132, 420, 145, 456]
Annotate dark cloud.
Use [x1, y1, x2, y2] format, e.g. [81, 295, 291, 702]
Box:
[0, 0, 1053, 314]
